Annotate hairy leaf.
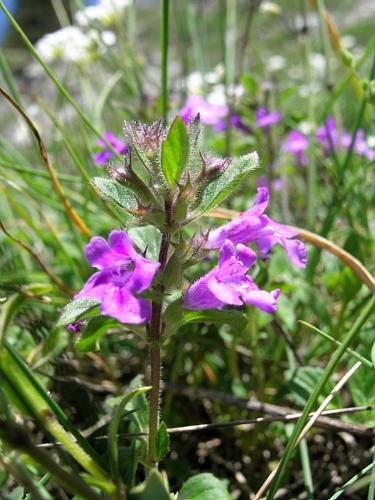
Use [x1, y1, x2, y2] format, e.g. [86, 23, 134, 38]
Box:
[91, 177, 137, 210]
[57, 297, 99, 327]
[193, 152, 259, 216]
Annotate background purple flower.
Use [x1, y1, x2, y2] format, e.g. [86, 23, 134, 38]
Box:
[93, 132, 128, 166]
[207, 187, 308, 268]
[256, 175, 284, 192]
[184, 240, 280, 313]
[317, 117, 375, 160]
[254, 106, 281, 130]
[75, 230, 160, 324]
[283, 130, 309, 166]
[179, 95, 229, 131]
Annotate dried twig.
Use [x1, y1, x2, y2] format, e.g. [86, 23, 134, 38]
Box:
[165, 383, 373, 436]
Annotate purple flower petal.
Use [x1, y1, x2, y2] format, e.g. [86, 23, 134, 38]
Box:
[242, 288, 280, 314]
[85, 237, 113, 269]
[179, 95, 229, 129]
[206, 188, 308, 269]
[185, 240, 279, 314]
[93, 131, 128, 167]
[100, 284, 151, 324]
[108, 230, 135, 258]
[283, 130, 309, 166]
[254, 106, 281, 129]
[207, 279, 243, 306]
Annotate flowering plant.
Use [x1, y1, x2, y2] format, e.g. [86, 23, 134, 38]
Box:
[57, 116, 307, 495]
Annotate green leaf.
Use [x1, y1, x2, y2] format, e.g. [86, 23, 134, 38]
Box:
[164, 301, 247, 336]
[161, 116, 189, 187]
[179, 473, 231, 500]
[128, 225, 162, 261]
[91, 177, 137, 210]
[156, 421, 169, 461]
[107, 386, 151, 482]
[75, 317, 117, 352]
[56, 297, 100, 327]
[372, 341, 375, 367]
[182, 309, 247, 334]
[193, 152, 259, 215]
[128, 469, 171, 500]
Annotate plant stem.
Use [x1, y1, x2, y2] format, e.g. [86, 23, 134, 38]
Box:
[147, 229, 171, 468]
[161, 0, 170, 122]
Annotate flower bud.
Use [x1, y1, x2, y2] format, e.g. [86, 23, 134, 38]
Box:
[108, 160, 156, 206]
[202, 155, 231, 182]
[173, 174, 195, 223]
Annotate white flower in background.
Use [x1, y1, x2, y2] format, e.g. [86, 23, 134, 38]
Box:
[207, 84, 226, 105]
[298, 121, 313, 136]
[186, 71, 204, 94]
[266, 55, 286, 72]
[100, 30, 117, 46]
[259, 2, 281, 15]
[185, 64, 225, 94]
[75, 0, 133, 26]
[206, 63, 225, 84]
[35, 26, 117, 63]
[309, 53, 326, 76]
[341, 35, 356, 49]
[298, 82, 321, 97]
[35, 26, 95, 63]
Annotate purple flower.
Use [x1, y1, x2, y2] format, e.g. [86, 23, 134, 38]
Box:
[283, 130, 309, 166]
[316, 117, 341, 152]
[179, 95, 229, 131]
[93, 132, 128, 166]
[254, 106, 281, 130]
[230, 113, 251, 133]
[317, 117, 375, 160]
[179, 96, 251, 133]
[75, 230, 160, 324]
[206, 187, 308, 269]
[256, 175, 284, 192]
[66, 321, 81, 333]
[184, 240, 280, 313]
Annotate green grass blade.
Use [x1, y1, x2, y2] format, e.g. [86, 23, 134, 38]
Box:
[161, 0, 170, 122]
[327, 458, 375, 499]
[3, 341, 101, 463]
[267, 295, 375, 498]
[300, 321, 375, 370]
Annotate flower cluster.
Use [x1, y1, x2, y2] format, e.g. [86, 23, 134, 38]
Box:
[35, 25, 116, 64]
[206, 187, 307, 269]
[73, 186, 306, 325]
[316, 117, 375, 160]
[75, 0, 132, 27]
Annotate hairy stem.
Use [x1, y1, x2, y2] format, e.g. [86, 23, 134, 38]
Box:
[147, 229, 170, 468]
